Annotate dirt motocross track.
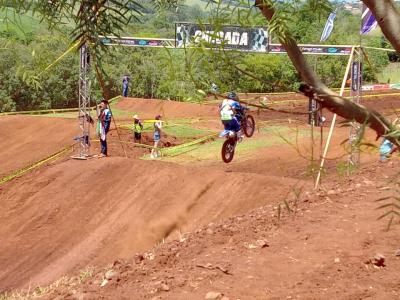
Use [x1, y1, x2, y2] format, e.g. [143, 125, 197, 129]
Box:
[0, 116, 77, 178]
[1, 93, 400, 298]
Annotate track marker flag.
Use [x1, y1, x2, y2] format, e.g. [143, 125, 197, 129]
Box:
[320, 9, 337, 42]
[361, 5, 378, 35]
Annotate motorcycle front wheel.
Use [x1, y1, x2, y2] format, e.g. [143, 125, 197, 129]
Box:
[221, 139, 236, 163]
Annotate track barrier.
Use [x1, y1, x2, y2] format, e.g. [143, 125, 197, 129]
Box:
[0, 144, 75, 185]
[2, 89, 400, 117]
[91, 132, 218, 157]
[160, 133, 218, 157]
[0, 95, 121, 117]
[235, 91, 400, 108]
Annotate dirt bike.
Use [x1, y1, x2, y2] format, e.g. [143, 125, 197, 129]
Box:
[221, 107, 255, 163]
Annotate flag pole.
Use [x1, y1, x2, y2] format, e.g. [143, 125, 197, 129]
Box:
[314, 46, 355, 189]
[315, 8, 336, 183]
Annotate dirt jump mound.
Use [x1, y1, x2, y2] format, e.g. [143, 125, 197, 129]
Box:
[0, 157, 301, 292]
[115, 98, 217, 119]
[0, 116, 77, 178]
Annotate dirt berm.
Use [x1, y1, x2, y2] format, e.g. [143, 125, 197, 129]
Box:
[0, 157, 301, 292]
[0, 116, 77, 178]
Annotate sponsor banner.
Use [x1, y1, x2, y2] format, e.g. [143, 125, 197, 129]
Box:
[268, 44, 353, 56]
[362, 83, 400, 91]
[351, 62, 362, 92]
[362, 85, 373, 91]
[175, 23, 268, 52]
[390, 83, 400, 90]
[100, 36, 175, 48]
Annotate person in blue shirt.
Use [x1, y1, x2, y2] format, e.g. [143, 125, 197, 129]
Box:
[122, 75, 130, 97]
[380, 138, 397, 162]
[379, 118, 400, 161]
[97, 99, 112, 157]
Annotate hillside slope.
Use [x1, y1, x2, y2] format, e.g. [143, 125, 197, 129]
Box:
[0, 157, 302, 292]
[0, 116, 77, 178]
[38, 160, 400, 300]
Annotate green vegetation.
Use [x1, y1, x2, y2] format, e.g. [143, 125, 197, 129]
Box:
[0, 1, 394, 112]
[163, 124, 213, 137]
[163, 124, 311, 163]
[378, 62, 400, 83]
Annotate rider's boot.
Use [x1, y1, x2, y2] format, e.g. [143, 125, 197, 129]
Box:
[238, 130, 244, 143]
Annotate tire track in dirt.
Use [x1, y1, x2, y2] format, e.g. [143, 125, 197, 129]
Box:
[0, 157, 306, 291]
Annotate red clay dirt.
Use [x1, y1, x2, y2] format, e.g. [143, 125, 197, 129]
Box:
[115, 98, 218, 119]
[40, 160, 400, 300]
[0, 116, 77, 178]
[114, 92, 400, 129]
[0, 157, 303, 292]
[1, 95, 400, 299]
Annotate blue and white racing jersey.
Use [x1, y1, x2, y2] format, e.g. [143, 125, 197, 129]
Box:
[220, 99, 240, 121]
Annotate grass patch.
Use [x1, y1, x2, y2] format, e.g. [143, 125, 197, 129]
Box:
[31, 112, 77, 119]
[377, 62, 400, 84]
[163, 124, 213, 138]
[121, 117, 215, 140]
[164, 124, 311, 163]
[0, 266, 95, 300]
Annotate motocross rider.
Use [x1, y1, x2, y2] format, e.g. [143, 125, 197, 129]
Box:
[219, 91, 243, 137]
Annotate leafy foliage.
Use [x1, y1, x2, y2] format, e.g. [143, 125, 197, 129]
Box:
[0, 0, 394, 112]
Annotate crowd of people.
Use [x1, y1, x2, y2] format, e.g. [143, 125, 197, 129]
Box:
[94, 89, 244, 159]
[96, 98, 163, 159]
[92, 75, 165, 159]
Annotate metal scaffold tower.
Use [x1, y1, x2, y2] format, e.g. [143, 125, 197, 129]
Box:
[348, 46, 363, 167]
[74, 43, 91, 159]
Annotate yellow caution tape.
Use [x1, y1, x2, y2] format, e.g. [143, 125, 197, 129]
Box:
[37, 40, 81, 77]
[161, 134, 218, 157]
[92, 133, 217, 155]
[142, 120, 165, 123]
[0, 95, 121, 117]
[241, 91, 400, 106]
[0, 144, 74, 185]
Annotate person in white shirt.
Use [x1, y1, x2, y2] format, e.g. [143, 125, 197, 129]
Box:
[151, 115, 162, 158]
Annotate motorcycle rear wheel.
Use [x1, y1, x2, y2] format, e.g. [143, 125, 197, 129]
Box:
[243, 115, 255, 137]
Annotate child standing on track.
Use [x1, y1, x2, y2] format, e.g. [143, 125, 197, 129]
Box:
[151, 115, 162, 159]
[133, 114, 143, 143]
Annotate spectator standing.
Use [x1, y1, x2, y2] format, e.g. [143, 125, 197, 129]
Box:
[133, 114, 143, 143]
[150, 115, 162, 158]
[97, 99, 112, 157]
[122, 75, 130, 97]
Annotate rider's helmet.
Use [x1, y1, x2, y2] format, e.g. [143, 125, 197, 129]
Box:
[227, 91, 239, 101]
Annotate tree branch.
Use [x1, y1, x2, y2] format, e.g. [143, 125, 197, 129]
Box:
[255, 0, 393, 141]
